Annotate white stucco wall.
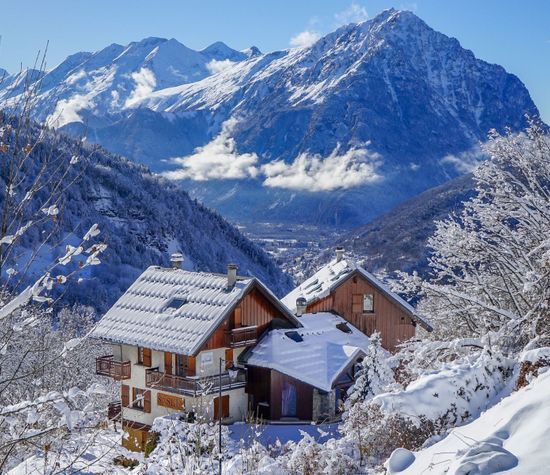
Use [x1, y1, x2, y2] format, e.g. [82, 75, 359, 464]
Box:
[115, 344, 248, 427]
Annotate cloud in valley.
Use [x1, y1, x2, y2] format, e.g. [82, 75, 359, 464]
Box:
[441, 147, 485, 173]
[125, 68, 156, 108]
[289, 30, 321, 48]
[261, 147, 382, 192]
[163, 118, 259, 181]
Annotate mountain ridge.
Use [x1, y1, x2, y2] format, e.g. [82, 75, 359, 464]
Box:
[0, 9, 540, 226]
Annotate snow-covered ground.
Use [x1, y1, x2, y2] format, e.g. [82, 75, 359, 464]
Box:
[386, 370, 550, 474]
[8, 427, 140, 475]
[228, 422, 340, 448]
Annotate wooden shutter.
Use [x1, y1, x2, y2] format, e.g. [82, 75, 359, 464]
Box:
[121, 384, 130, 407]
[225, 348, 234, 369]
[144, 390, 151, 413]
[234, 307, 242, 327]
[214, 395, 230, 419]
[352, 294, 363, 314]
[143, 348, 152, 367]
[164, 352, 172, 375]
[187, 356, 196, 376]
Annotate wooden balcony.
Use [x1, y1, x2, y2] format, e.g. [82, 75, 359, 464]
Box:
[145, 367, 246, 397]
[225, 325, 258, 348]
[96, 355, 131, 380]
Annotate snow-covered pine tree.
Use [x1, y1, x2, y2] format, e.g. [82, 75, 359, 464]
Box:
[347, 331, 395, 408]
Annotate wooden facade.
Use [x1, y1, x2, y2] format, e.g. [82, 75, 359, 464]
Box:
[246, 366, 314, 421]
[306, 272, 416, 352]
[200, 284, 293, 353]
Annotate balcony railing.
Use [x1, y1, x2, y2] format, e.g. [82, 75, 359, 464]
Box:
[145, 367, 246, 397]
[225, 325, 258, 348]
[96, 355, 131, 380]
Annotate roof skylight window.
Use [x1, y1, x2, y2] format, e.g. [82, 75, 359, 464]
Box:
[285, 331, 303, 343]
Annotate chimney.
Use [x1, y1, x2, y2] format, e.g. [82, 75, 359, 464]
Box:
[335, 246, 344, 263]
[227, 263, 238, 288]
[296, 297, 307, 316]
[170, 253, 184, 269]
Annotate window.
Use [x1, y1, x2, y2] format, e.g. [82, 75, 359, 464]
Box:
[363, 294, 374, 313]
[137, 347, 151, 366]
[132, 388, 151, 413]
[336, 322, 352, 334]
[166, 297, 187, 311]
[132, 388, 145, 410]
[175, 354, 186, 376]
[285, 331, 303, 343]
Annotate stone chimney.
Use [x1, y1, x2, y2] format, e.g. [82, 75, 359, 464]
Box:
[227, 263, 238, 288]
[170, 253, 184, 269]
[335, 246, 344, 263]
[296, 297, 307, 316]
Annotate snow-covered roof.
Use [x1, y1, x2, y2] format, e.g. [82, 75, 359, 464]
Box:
[281, 257, 433, 331]
[92, 266, 297, 355]
[244, 312, 370, 392]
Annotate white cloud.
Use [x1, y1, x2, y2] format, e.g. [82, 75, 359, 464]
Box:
[441, 148, 484, 173]
[334, 3, 369, 25]
[206, 59, 236, 75]
[47, 93, 93, 128]
[261, 146, 382, 192]
[289, 30, 321, 49]
[125, 68, 156, 108]
[163, 118, 259, 181]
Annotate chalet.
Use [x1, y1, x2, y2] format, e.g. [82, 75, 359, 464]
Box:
[281, 248, 433, 352]
[242, 312, 371, 422]
[93, 249, 431, 450]
[92, 255, 300, 451]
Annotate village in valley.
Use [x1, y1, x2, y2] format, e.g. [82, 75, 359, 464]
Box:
[0, 2, 549, 474]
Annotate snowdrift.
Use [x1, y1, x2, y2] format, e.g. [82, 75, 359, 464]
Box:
[385, 369, 550, 474]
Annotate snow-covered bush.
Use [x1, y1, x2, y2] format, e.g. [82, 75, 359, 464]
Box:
[142, 415, 232, 474]
[341, 351, 514, 464]
[280, 432, 358, 475]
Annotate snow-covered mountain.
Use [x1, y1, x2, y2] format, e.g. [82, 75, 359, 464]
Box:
[0, 37, 258, 129]
[0, 114, 291, 312]
[0, 9, 540, 226]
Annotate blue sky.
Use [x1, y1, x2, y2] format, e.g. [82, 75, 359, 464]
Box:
[0, 1, 548, 121]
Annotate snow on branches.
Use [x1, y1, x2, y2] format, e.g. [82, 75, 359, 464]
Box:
[398, 121, 550, 355]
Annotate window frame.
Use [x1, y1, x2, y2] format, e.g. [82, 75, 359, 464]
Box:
[137, 346, 144, 365]
[363, 293, 374, 313]
[132, 387, 145, 410]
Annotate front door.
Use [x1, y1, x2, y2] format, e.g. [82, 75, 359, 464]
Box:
[281, 381, 297, 418]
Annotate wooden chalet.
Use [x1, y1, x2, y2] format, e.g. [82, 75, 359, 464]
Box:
[92, 255, 300, 451]
[281, 248, 433, 352]
[243, 312, 372, 422]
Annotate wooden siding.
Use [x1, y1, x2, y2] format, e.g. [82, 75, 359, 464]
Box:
[201, 285, 287, 352]
[270, 370, 313, 421]
[306, 274, 415, 352]
[246, 366, 272, 420]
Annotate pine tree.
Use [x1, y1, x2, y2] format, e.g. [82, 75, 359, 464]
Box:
[347, 331, 395, 407]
